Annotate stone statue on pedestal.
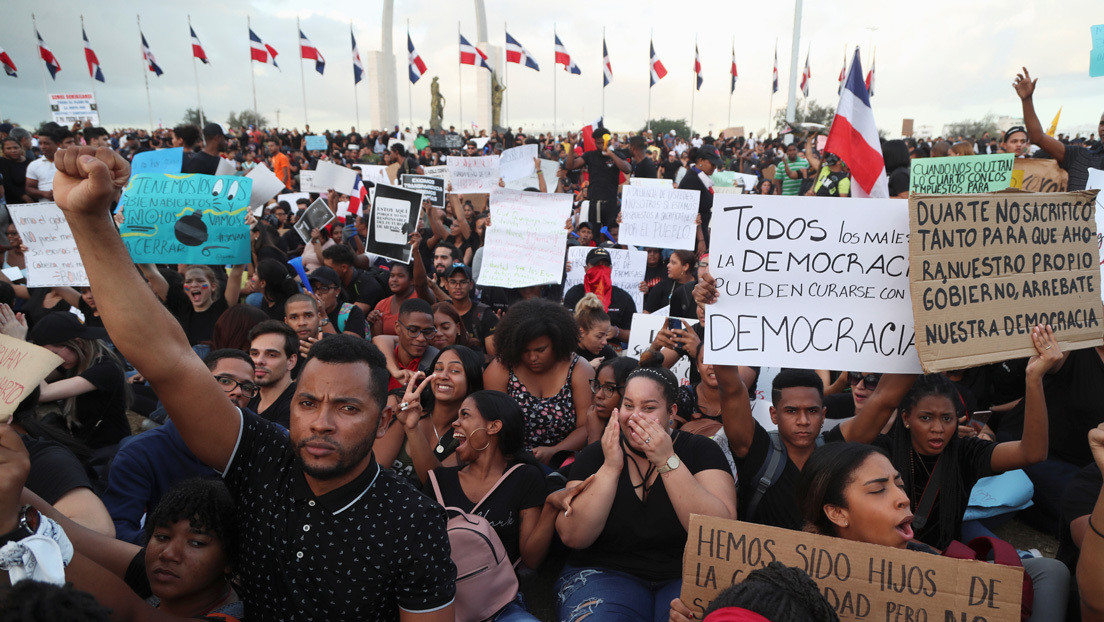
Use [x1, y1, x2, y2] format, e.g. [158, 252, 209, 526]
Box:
[429, 77, 445, 130]
[490, 71, 505, 130]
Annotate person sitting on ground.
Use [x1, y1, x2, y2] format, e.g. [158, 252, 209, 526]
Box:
[669, 562, 840, 622]
[245, 321, 298, 428]
[164, 264, 244, 346]
[562, 248, 635, 346]
[573, 293, 616, 367]
[583, 356, 638, 444]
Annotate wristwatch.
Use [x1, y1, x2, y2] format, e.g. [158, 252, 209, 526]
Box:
[319, 318, 330, 326]
[0, 505, 41, 546]
[657, 454, 681, 474]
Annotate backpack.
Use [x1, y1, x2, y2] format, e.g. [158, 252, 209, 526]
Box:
[745, 430, 824, 521]
[427, 465, 521, 622]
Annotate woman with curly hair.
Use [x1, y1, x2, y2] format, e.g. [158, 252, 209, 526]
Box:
[485, 299, 594, 465]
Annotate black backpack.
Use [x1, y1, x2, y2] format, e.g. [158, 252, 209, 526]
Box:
[745, 430, 824, 521]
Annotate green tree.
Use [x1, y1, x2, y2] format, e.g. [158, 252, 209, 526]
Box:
[181, 108, 205, 127]
[773, 100, 836, 132]
[642, 118, 691, 139]
[226, 110, 268, 130]
[942, 114, 1000, 140]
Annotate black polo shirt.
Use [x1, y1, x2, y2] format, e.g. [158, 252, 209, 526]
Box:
[223, 410, 456, 621]
[1061, 145, 1104, 191]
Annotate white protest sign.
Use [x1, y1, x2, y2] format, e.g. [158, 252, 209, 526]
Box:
[422, 165, 452, 188]
[478, 189, 572, 288]
[630, 177, 674, 188]
[312, 160, 360, 195]
[1, 267, 23, 282]
[705, 194, 922, 372]
[504, 158, 560, 192]
[562, 246, 646, 310]
[1088, 168, 1104, 302]
[625, 313, 699, 386]
[245, 163, 288, 208]
[299, 169, 321, 192]
[48, 93, 99, 125]
[619, 185, 699, 250]
[714, 186, 744, 195]
[374, 197, 412, 245]
[276, 193, 309, 214]
[355, 164, 392, 186]
[498, 144, 538, 182]
[8, 203, 89, 287]
[473, 137, 491, 149]
[215, 158, 238, 176]
[448, 155, 500, 193]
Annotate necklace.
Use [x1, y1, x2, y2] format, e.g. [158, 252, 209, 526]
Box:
[909, 450, 933, 512]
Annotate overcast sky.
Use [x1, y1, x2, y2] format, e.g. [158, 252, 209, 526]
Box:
[1, 0, 1101, 137]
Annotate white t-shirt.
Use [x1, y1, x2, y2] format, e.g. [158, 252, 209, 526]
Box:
[25, 157, 55, 200]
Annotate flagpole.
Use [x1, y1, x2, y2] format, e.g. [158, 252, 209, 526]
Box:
[248, 16, 259, 125]
[32, 14, 51, 120]
[138, 15, 154, 132]
[81, 15, 101, 127]
[188, 15, 206, 130]
[553, 23, 558, 139]
[767, 39, 776, 138]
[352, 22, 360, 130]
[647, 29, 652, 133]
[298, 17, 309, 129]
[601, 27, 606, 121]
[727, 37, 734, 129]
[458, 21, 464, 130]
[690, 34, 696, 136]
[407, 20, 413, 130]
[503, 21, 509, 129]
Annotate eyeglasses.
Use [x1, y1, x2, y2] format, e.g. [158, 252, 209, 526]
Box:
[397, 320, 438, 339]
[446, 278, 470, 287]
[589, 380, 624, 396]
[214, 375, 259, 398]
[313, 284, 340, 293]
[848, 373, 882, 390]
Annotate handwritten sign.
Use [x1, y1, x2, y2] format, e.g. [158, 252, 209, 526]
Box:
[1092, 24, 1104, 77]
[478, 189, 572, 288]
[448, 156, 500, 194]
[1010, 158, 1068, 193]
[119, 174, 251, 265]
[293, 198, 336, 244]
[910, 154, 1014, 194]
[8, 203, 88, 287]
[1088, 168, 1104, 300]
[498, 144, 538, 182]
[681, 514, 1022, 622]
[704, 194, 922, 373]
[312, 160, 360, 195]
[366, 184, 423, 263]
[0, 335, 64, 422]
[909, 191, 1102, 372]
[429, 133, 465, 149]
[504, 158, 560, 192]
[401, 174, 446, 207]
[626, 313, 699, 385]
[299, 169, 321, 192]
[630, 177, 673, 188]
[619, 185, 700, 250]
[563, 246, 646, 311]
[245, 163, 288, 208]
[48, 92, 99, 125]
[131, 148, 184, 175]
[304, 135, 328, 151]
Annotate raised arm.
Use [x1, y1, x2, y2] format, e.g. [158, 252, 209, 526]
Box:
[52, 146, 240, 472]
[605, 147, 632, 175]
[563, 134, 584, 171]
[224, 264, 245, 307]
[447, 195, 471, 240]
[716, 363, 755, 458]
[137, 264, 168, 301]
[1013, 67, 1065, 162]
[837, 373, 917, 444]
[1079, 423, 1104, 622]
[991, 325, 1059, 472]
[408, 230, 436, 304]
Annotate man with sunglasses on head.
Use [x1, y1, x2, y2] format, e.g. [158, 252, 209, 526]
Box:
[388, 298, 440, 391]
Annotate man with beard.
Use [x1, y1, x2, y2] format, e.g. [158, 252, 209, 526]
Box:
[442, 263, 496, 355]
[50, 144, 456, 621]
[247, 320, 299, 428]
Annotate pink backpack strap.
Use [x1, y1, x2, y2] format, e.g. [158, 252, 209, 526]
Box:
[427, 469, 447, 507]
[471, 464, 526, 513]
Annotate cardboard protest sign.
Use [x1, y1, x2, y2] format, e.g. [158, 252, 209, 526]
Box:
[910, 154, 1015, 194]
[367, 184, 423, 263]
[498, 144, 538, 182]
[8, 203, 88, 287]
[48, 93, 99, 125]
[215, 158, 238, 176]
[312, 160, 360, 195]
[504, 158, 559, 192]
[1010, 158, 1068, 193]
[448, 156, 500, 194]
[626, 314, 698, 385]
[619, 185, 699, 251]
[705, 194, 922, 373]
[630, 177, 673, 188]
[0, 335, 64, 422]
[304, 135, 328, 151]
[131, 148, 184, 175]
[293, 198, 336, 244]
[909, 191, 1102, 372]
[401, 174, 446, 207]
[681, 514, 1023, 622]
[245, 163, 288, 208]
[299, 169, 321, 193]
[120, 174, 252, 265]
[563, 246, 646, 311]
[478, 189, 572, 288]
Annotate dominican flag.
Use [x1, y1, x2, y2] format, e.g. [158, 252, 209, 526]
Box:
[299, 29, 325, 74]
[865, 51, 875, 97]
[351, 29, 364, 84]
[554, 35, 581, 75]
[191, 26, 208, 64]
[581, 116, 604, 152]
[250, 29, 278, 68]
[838, 51, 846, 94]
[693, 44, 703, 90]
[730, 46, 737, 94]
[649, 40, 666, 87]
[459, 34, 490, 70]
[408, 33, 427, 83]
[800, 52, 810, 97]
[0, 47, 15, 78]
[37, 30, 60, 79]
[83, 27, 104, 82]
[602, 38, 613, 87]
[141, 32, 163, 76]
[505, 32, 540, 71]
[824, 49, 887, 198]
[347, 175, 366, 215]
[771, 47, 779, 94]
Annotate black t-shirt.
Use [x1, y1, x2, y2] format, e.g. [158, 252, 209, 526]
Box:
[182, 151, 220, 175]
[581, 151, 621, 203]
[823, 392, 856, 420]
[167, 294, 229, 346]
[733, 421, 845, 529]
[78, 298, 104, 328]
[248, 381, 297, 429]
[1062, 145, 1104, 191]
[428, 464, 546, 564]
[23, 435, 93, 504]
[346, 268, 388, 311]
[643, 278, 677, 313]
[458, 302, 498, 350]
[659, 159, 680, 181]
[577, 344, 617, 363]
[75, 358, 130, 449]
[632, 157, 659, 180]
[678, 168, 715, 232]
[566, 432, 729, 580]
[1058, 462, 1101, 570]
[562, 284, 636, 332]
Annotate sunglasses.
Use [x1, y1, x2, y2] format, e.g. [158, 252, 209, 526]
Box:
[848, 373, 882, 389]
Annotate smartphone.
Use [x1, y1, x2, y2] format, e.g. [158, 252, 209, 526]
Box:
[667, 318, 683, 331]
[968, 410, 993, 430]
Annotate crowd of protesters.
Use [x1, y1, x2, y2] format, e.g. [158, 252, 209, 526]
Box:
[0, 65, 1102, 622]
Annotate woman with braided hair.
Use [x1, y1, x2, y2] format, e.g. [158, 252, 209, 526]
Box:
[554, 365, 736, 622]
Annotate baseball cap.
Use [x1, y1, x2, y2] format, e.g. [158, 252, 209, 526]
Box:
[203, 123, 227, 140]
[697, 145, 722, 166]
[446, 263, 473, 280]
[308, 267, 341, 288]
[586, 247, 612, 267]
[29, 312, 108, 346]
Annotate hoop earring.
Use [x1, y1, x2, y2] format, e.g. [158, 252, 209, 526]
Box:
[470, 427, 492, 452]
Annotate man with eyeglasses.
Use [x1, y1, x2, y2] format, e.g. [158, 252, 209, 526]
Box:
[101, 349, 260, 544]
[247, 320, 299, 429]
[442, 263, 497, 356]
[387, 298, 439, 391]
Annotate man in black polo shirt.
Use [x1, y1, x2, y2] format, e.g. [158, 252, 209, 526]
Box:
[628, 135, 658, 180]
[564, 127, 631, 231]
[1014, 67, 1104, 190]
[52, 146, 456, 622]
[442, 263, 497, 355]
[562, 248, 636, 345]
[322, 244, 387, 314]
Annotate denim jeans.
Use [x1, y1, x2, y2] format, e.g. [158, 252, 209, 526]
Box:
[492, 596, 539, 622]
[556, 565, 681, 622]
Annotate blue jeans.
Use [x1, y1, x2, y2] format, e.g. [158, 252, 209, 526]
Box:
[493, 596, 539, 622]
[556, 566, 681, 622]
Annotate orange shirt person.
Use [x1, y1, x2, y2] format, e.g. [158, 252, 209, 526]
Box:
[266, 139, 291, 189]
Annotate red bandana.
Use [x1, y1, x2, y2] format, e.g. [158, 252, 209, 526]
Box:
[583, 264, 613, 311]
[703, 607, 772, 622]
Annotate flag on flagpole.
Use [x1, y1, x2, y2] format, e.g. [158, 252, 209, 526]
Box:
[459, 34, 491, 70]
[83, 27, 104, 82]
[1046, 107, 1062, 137]
[800, 52, 810, 97]
[190, 26, 209, 64]
[505, 33, 540, 71]
[602, 38, 613, 87]
[554, 34, 581, 75]
[249, 29, 279, 68]
[0, 47, 16, 77]
[347, 175, 367, 215]
[865, 49, 875, 96]
[649, 40, 666, 87]
[824, 49, 887, 198]
[36, 30, 61, 79]
[771, 46, 779, 94]
[730, 45, 737, 94]
[351, 29, 364, 84]
[408, 33, 427, 83]
[141, 31, 163, 76]
[299, 29, 325, 74]
[838, 50, 846, 94]
[694, 44, 703, 90]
